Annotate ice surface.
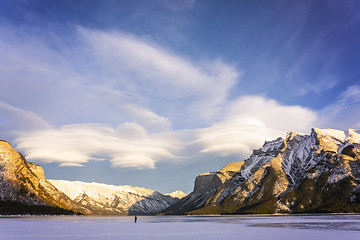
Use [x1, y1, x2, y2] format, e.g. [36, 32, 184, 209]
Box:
[0, 215, 359, 240]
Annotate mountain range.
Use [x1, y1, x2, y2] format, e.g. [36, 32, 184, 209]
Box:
[0, 140, 185, 215]
[1, 128, 359, 215]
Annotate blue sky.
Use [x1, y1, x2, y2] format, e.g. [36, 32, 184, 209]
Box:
[0, 0, 360, 193]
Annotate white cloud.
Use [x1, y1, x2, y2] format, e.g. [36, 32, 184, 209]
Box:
[8, 93, 321, 170]
[14, 122, 182, 169]
[194, 96, 317, 157]
[8, 94, 319, 169]
[224, 96, 317, 133]
[196, 117, 282, 157]
[59, 163, 84, 167]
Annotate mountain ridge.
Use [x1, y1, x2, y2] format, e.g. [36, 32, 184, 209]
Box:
[49, 179, 182, 215]
[161, 128, 360, 215]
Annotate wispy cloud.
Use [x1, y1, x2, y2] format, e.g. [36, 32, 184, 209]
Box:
[319, 85, 360, 129]
[0, 25, 239, 129]
[78, 27, 239, 124]
[0, 101, 50, 132]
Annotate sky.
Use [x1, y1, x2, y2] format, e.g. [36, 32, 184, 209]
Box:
[0, 0, 360, 194]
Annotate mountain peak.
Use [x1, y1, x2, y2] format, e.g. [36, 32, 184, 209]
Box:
[165, 190, 187, 199]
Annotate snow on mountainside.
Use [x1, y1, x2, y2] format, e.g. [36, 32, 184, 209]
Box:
[165, 190, 187, 199]
[162, 128, 360, 215]
[49, 179, 180, 215]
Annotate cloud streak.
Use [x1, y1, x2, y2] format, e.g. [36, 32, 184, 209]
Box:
[78, 27, 239, 123]
[319, 85, 360, 129]
[0, 25, 239, 130]
[0, 101, 50, 134]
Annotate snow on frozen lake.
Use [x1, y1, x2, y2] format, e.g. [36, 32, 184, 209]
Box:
[0, 214, 359, 240]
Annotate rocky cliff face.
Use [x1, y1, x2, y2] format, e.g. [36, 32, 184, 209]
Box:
[49, 179, 181, 215]
[161, 160, 245, 214]
[162, 128, 360, 215]
[0, 140, 77, 215]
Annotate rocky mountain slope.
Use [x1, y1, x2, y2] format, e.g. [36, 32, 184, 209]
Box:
[0, 140, 78, 215]
[49, 179, 184, 215]
[0, 140, 182, 215]
[161, 128, 360, 215]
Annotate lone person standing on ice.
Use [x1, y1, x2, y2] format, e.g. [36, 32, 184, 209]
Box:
[134, 216, 137, 223]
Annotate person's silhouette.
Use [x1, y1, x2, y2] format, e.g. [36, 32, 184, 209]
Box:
[134, 216, 137, 223]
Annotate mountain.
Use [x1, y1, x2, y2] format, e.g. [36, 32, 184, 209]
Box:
[165, 190, 187, 199]
[161, 128, 360, 215]
[0, 140, 78, 215]
[0, 140, 181, 215]
[49, 179, 181, 215]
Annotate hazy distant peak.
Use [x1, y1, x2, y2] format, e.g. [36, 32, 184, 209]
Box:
[165, 190, 187, 199]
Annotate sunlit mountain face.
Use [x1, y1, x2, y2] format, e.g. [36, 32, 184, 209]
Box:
[162, 128, 360, 215]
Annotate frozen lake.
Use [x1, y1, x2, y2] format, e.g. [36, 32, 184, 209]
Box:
[0, 214, 359, 240]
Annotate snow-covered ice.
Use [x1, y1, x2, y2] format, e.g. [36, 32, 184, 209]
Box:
[0, 215, 359, 240]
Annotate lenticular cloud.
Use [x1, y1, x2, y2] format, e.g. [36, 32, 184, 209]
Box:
[14, 123, 181, 169]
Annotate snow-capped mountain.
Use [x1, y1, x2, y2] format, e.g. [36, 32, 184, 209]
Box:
[49, 179, 181, 215]
[162, 128, 360, 214]
[165, 190, 187, 199]
[0, 140, 181, 215]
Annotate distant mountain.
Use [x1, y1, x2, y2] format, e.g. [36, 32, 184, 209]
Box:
[165, 190, 187, 199]
[49, 179, 182, 215]
[0, 140, 182, 215]
[161, 128, 360, 215]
